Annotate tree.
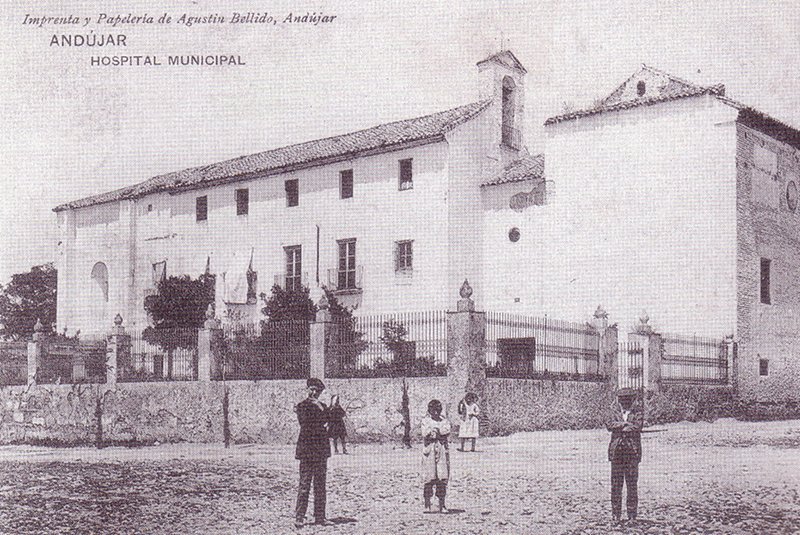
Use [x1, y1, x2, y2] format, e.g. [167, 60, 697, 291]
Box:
[381, 319, 413, 448]
[260, 284, 366, 376]
[143, 274, 216, 331]
[0, 263, 57, 340]
[260, 284, 317, 321]
[142, 274, 215, 378]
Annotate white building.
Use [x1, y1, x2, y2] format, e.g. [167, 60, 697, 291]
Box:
[55, 53, 800, 404]
[55, 51, 531, 337]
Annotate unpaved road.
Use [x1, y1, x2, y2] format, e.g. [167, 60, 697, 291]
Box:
[0, 418, 798, 534]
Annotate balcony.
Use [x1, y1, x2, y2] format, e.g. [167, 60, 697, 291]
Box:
[501, 125, 521, 150]
[273, 271, 309, 291]
[327, 265, 363, 294]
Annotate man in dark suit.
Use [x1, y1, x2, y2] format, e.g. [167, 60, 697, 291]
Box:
[606, 387, 643, 525]
[295, 377, 332, 528]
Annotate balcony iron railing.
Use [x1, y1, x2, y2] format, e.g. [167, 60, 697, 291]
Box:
[327, 265, 363, 291]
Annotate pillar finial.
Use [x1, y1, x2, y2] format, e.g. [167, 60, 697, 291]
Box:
[457, 280, 475, 312]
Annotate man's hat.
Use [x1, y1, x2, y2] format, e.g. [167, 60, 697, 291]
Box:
[616, 387, 637, 398]
[307, 377, 325, 390]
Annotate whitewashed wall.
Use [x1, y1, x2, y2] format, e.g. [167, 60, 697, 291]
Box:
[482, 96, 740, 338]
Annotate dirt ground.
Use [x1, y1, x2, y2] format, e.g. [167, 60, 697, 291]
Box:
[0, 418, 798, 534]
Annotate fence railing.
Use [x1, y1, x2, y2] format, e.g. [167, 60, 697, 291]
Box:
[121, 328, 197, 382]
[220, 320, 310, 380]
[660, 334, 728, 385]
[485, 312, 602, 380]
[618, 342, 644, 390]
[327, 311, 448, 378]
[0, 341, 28, 386]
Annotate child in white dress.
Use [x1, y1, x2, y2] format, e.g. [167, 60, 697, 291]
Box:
[457, 392, 480, 452]
[420, 399, 451, 513]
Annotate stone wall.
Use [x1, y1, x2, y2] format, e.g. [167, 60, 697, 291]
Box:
[0, 376, 773, 446]
[0, 377, 449, 446]
[645, 384, 737, 424]
[483, 378, 616, 435]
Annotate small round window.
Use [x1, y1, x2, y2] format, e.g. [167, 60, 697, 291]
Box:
[508, 227, 520, 242]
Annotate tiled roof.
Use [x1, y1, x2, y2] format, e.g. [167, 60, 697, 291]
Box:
[476, 50, 527, 74]
[481, 154, 544, 186]
[544, 65, 725, 126]
[55, 100, 492, 211]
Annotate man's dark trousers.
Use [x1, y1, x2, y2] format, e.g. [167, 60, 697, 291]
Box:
[296, 459, 327, 522]
[611, 449, 639, 519]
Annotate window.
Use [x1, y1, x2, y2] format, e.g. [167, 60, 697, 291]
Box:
[147, 204, 153, 212]
[285, 179, 299, 207]
[636, 80, 646, 96]
[236, 188, 249, 215]
[508, 227, 521, 242]
[246, 269, 257, 304]
[759, 358, 769, 376]
[760, 257, 771, 305]
[340, 170, 353, 199]
[399, 159, 413, 190]
[196, 196, 208, 221]
[285, 246, 302, 291]
[501, 76, 519, 149]
[395, 240, 413, 272]
[337, 239, 357, 289]
[152, 261, 166, 287]
[91, 262, 109, 302]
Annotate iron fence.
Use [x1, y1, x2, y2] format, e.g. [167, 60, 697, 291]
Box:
[327, 311, 447, 378]
[0, 341, 28, 385]
[661, 334, 728, 385]
[220, 320, 310, 380]
[617, 342, 645, 390]
[485, 312, 602, 380]
[36, 339, 107, 384]
[122, 328, 197, 382]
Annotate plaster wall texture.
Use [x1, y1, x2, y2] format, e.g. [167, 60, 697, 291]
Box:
[482, 96, 740, 336]
[735, 123, 800, 402]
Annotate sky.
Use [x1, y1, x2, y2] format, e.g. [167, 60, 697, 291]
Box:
[1, 0, 800, 284]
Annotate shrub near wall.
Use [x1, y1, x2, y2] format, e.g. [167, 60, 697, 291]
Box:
[484, 378, 615, 435]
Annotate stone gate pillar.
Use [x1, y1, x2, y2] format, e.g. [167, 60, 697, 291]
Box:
[27, 319, 46, 385]
[198, 305, 223, 381]
[310, 294, 332, 380]
[446, 281, 486, 425]
[628, 311, 662, 392]
[592, 306, 619, 387]
[106, 313, 131, 385]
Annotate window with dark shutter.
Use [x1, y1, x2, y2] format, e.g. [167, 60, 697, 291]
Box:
[760, 258, 771, 305]
[399, 159, 413, 190]
[196, 196, 207, 222]
[340, 170, 353, 199]
[395, 240, 413, 272]
[759, 358, 769, 376]
[285, 179, 299, 207]
[236, 188, 249, 215]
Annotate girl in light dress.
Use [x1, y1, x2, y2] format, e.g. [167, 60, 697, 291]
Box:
[457, 392, 480, 452]
[420, 399, 451, 513]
